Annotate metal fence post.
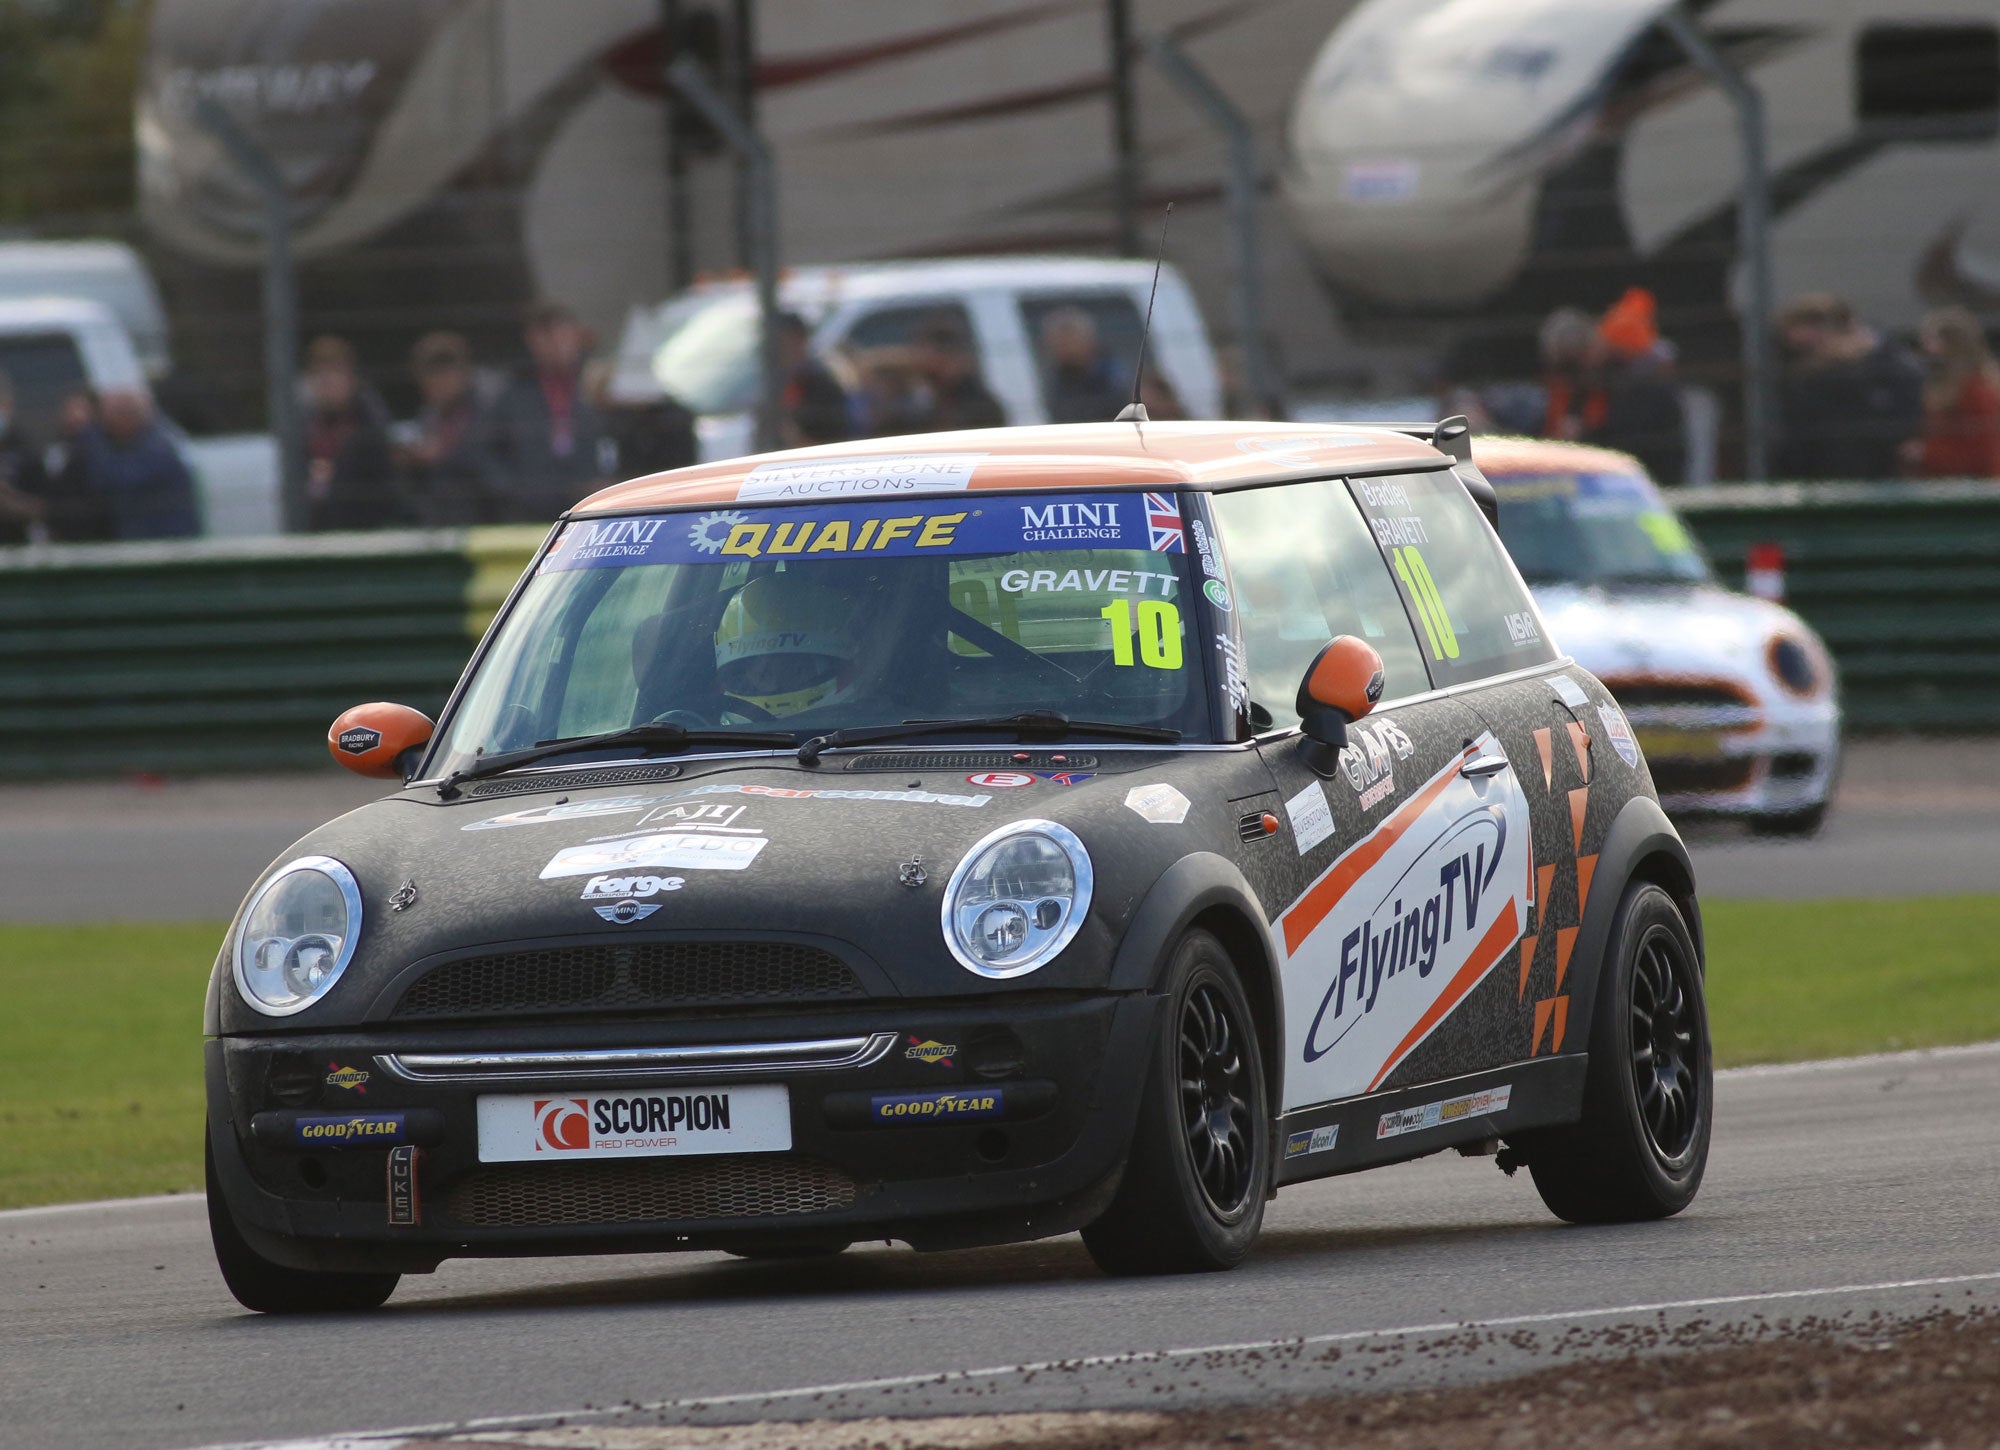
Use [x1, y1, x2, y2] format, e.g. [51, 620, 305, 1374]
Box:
[1660, 4, 1774, 482]
[193, 95, 305, 531]
[1107, 0, 1142, 257]
[667, 55, 782, 453]
[1144, 34, 1280, 419]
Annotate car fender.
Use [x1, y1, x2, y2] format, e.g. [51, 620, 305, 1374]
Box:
[1106, 851, 1287, 1108]
[1567, 793, 1702, 1036]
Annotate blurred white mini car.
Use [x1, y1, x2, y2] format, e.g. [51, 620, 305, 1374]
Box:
[1478, 438, 1840, 836]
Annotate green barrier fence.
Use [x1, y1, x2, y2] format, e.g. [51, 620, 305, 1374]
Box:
[0, 484, 1991, 777]
[1677, 479, 2000, 732]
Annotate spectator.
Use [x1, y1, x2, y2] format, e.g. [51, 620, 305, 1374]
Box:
[1538, 306, 1602, 443]
[483, 300, 613, 521]
[908, 313, 1005, 432]
[779, 312, 855, 446]
[33, 390, 112, 541]
[76, 390, 199, 540]
[1592, 287, 1686, 483]
[302, 335, 400, 531]
[393, 331, 491, 525]
[0, 369, 51, 545]
[584, 358, 699, 478]
[1774, 293, 1923, 480]
[1907, 306, 2000, 479]
[1040, 308, 1126, 423]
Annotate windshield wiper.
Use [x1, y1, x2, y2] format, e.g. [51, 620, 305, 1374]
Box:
[437, 723, 795, 798]
[797, 710, 1180, 765]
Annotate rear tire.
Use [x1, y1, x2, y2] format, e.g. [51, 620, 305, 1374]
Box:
[206, 1130, 399, 1314]
[1083, 929, 1268, 1276]
[1523, 882, 1711, 1224]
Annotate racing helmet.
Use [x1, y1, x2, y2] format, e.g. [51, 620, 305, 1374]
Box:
[713, 573, 859, 717]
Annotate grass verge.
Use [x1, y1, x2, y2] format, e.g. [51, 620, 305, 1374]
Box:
[3, 896, 1999, 1209]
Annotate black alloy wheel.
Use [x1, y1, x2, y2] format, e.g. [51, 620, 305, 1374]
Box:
[1180, 980, 1257, 1215]
[1630, 922, 1701, 1160]
[1083, 929, 1269, 1276]
[1520, 881, 1713, 1225]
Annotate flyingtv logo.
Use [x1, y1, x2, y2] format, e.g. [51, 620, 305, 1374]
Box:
[534, 1098, 591, 1152]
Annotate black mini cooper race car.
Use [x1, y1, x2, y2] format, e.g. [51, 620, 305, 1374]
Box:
[204, 420, 1711, 1313]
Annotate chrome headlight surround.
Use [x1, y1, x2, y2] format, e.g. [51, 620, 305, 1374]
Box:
[941, 819, 1093, 979]
[231, 855, 363, 1017]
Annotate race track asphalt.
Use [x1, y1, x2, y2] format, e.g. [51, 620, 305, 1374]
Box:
[5, 1044, 1999, 1450]
[0, 737, 1992, 923]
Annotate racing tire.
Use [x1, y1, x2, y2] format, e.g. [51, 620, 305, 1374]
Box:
[1748, 802, 1828, 838]
[1522, 882, 1712, 1225]
[1082, 929, 1268, 1276]
[205, 1130, 399, 1314]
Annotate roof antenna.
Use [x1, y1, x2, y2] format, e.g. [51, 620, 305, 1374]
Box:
[1116, 202, 1173, 424]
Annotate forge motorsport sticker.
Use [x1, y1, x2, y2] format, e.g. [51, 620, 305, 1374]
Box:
[540, 832, 766, 879]
[540, 492, 1178, 573]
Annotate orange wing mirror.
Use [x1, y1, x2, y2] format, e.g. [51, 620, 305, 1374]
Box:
[328, 702, 434, 780]
[1296, 636, 1385, 751]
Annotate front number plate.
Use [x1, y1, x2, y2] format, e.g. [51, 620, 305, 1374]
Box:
[475, 1085, 791, 1163]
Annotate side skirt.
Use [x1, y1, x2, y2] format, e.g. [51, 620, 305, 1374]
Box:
[1272, 1054, 1587, 1186]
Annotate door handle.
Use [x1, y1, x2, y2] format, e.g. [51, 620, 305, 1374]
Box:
[1463, 754, 1510, 778]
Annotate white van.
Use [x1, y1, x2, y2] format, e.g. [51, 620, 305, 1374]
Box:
[0, 241, 170, 379]
[614, 257, 1224, 462]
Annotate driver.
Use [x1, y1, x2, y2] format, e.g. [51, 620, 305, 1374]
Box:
[713, 572, 861, 718]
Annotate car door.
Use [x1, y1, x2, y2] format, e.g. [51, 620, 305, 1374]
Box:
[1344, 467, 1582, 1071]
[1207, 478, 1526, 1114]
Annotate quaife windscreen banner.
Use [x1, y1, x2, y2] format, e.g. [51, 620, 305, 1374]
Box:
[539, 492, 1187, 573]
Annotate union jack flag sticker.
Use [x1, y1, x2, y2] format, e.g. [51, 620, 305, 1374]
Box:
[1145, 493, 1184, 552]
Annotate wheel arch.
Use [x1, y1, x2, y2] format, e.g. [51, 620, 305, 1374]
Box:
[1567, 794, 1702, 1035]
[1107, 851, 1287, 1115]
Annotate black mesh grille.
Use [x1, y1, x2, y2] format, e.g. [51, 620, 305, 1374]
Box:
[442, 1155, 858, 1227]
[1602, 679, 1754, 711]
[467, 763, 684, 797]
[844, 751, 1099, 771]
[391, 940, 865, 1020]
[1649, 758, 1757, 795]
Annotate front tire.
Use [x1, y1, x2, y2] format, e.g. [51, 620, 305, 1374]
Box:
[1083, 929, 1268, 1276]
[206, 1130, 399, 1314]
[1522, 882, 1712, 1224]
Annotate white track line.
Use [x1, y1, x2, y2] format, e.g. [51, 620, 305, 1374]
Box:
[13, 1039, 2000, 1222]
[204, 1269, 2000, 1450]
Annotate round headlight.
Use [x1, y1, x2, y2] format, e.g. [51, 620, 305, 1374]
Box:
[1767, 633, 1825, 698]
[232, 856, 363, 1016]
[942, 820, 1092, 978]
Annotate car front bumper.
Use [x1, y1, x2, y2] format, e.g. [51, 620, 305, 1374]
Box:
[205, 993, 1159, 1274]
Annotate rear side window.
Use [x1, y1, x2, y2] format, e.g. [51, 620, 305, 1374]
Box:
[1347, 470, 1559, 688]
[0, 332, 88, 444]
[843, 302, 975, 351]
[1212, 478, 1429, 729]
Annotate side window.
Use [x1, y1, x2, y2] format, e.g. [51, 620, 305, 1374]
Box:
[843, 303, 974, 351]
[1211, 479, 1429, 730]
[1348, 470, 1559, 688]
[1019, 293, 1143, 421]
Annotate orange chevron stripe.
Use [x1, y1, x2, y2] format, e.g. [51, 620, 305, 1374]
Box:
[1517, 933, 1537, 999]
[1568, 721, 1592, 783]
[1575, 853, 1598, 915]
[1555, 926, 1579, 993]
[1536, 862, 1557, 914]
[1533, 727, 1554, 790]
[1532, 997, 1556, 1054]
[1568, 786, 1589, 851]
[1550, 994, 1571, 1051]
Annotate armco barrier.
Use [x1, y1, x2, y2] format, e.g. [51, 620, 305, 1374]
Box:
[1, 483, 1992, 777]
[0, 526, 545, 779]
[1677, 478, 2000, 732]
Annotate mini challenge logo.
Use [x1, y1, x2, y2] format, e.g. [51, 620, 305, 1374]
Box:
[534, 1098, 591, 1152]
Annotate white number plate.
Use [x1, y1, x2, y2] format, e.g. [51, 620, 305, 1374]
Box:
[475, 1085, 791, 1163]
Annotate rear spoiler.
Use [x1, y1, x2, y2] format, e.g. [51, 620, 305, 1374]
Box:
[1361, 415, 1499, 530]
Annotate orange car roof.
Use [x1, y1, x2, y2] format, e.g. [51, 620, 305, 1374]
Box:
[576, 422, 1452, 515]
[1472, 434, 1647, 478]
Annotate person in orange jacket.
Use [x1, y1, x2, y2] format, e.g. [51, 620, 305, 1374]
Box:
[1907, 305, 2000, 479]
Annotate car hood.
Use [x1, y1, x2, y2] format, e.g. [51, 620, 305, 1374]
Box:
[1531, 582, 1823, 693]
[211, 753, 1200, 1033]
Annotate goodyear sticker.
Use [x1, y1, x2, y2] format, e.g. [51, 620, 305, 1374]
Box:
[869, 1088, 1003, 1124]
[541, 493, 1165, 573]
[294, 1113, 407, 1147]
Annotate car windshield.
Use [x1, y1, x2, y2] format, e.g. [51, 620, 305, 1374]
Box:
[649, 291, 760, 415]
[1492, 469, 1710, 586]
[434, 489, 1211, 774]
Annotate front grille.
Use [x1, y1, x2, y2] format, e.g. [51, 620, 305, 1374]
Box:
[1600, 677, 1756, 712]
[390, 940, 866, 1020]
[844, 751, 1099, 771]
[467, 763, 684, 797]
[1649, 758, 1757, 795]
[442, 1155, 858, 1227]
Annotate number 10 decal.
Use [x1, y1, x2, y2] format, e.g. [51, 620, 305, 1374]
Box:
[1100, 599, 1184, 669]
[1393, 545, 1459, 661]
